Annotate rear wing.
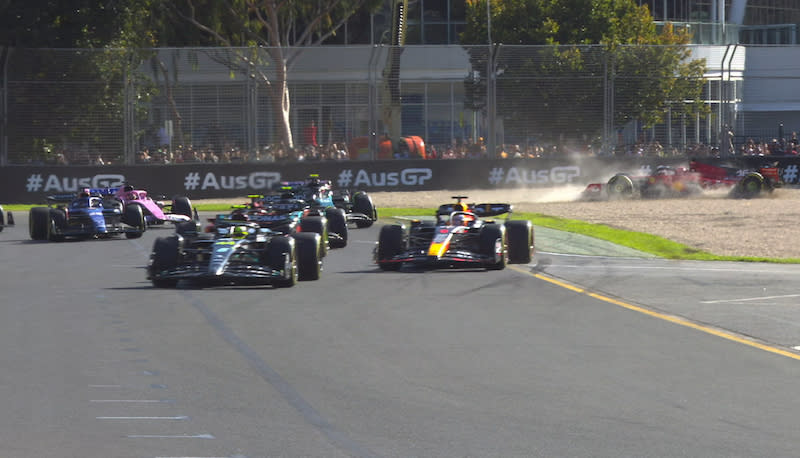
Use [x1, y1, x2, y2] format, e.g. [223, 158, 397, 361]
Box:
[436, 203, 513, 218]
[46, 193, 78, 203]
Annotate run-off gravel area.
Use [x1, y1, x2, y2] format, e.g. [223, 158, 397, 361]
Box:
[366, 187, 800, 259]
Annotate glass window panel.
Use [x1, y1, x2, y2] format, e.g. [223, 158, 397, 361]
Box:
[424, 24, 448, 44]
[423, 0, 447, 21]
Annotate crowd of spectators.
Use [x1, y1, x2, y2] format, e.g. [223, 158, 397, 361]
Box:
[16, 131, 800, 166]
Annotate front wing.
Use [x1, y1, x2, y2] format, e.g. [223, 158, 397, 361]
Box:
[377, 248, 497, 269]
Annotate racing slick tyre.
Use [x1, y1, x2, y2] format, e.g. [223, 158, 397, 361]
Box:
[607, 174, 635, 199]
[175, 220, 201, 238]
[376, 224, 406, 271]
[293, 232, 322, 281]
[479, 223, 507, 270]
[352, 191, 377, 228]
[265, 236, 298, 287]
[29, 207, 50, 240]
[0, 205, 4, 232]
[123, 204, 146, 239]
[505, 220, 534, 264]
[299, 215, 329, 258]
[325, 207, 348, 248]
[149, 236, 180, 288]
[172, 196, 193, 219]
[47, 209, 67, 242]
[733, 172, 765, 199]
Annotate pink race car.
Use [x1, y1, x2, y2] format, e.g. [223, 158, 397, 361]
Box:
[96, 185, 195, 225]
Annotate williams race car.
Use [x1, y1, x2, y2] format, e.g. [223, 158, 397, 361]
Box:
[147, 220, 323, 288]
[375, 197, 534, 271]
[28, 189, 146, 241]
[0, 205, 14, 232]
[278, 174, 378, 228]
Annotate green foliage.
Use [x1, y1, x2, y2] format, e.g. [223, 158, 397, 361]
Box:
[460, 0, 708, 143]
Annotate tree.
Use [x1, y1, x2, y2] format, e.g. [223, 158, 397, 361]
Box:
[167, 0, 383, 149]
[460, 0, 707, 149]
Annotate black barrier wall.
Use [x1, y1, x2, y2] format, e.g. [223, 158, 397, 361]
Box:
[2, 156, 799, 203]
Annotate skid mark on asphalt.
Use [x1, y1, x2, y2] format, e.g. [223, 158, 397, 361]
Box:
[509, 264, 800, 362]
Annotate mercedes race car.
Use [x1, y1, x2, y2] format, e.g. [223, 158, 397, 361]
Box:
[278, 174, 377, 228]
[208, 191, 347, 251]
[0, 205, 14, 232]
[375, 197, 534, 271]
[95, 185, 195, 225]
[28, 189, 146, 241]
[147, 220, 322, 288]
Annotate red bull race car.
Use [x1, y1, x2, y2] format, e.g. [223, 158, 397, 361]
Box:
[374, 197, 534, 271]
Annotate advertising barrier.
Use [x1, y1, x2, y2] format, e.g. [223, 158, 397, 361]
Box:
[2, 156, 799, 204]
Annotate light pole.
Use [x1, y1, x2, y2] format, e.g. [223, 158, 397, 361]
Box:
[486, 0, 495, 158]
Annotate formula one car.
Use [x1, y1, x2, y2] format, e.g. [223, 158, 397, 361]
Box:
[688, 159, 781, 199]
[0, 205, 14, 232]
[374, 196, 534, 271]
[28, 189, 146, 241]
[582, 161, 782, 200]
[208, 191, 347, 251]
[92, 185, 195, 225]
[147, 220, 322, 288]
[582, 165, 705, 200]
[278, 174, 377, 228]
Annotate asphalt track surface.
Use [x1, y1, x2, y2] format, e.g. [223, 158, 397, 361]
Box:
[2, 214, 800, 457]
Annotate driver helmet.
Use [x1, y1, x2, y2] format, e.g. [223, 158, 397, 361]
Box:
[79, 188, 91, 198]
[231, 225, 249, 239]
[452, 212, 475, 226]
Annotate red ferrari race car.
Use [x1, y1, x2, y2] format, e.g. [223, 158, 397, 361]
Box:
[581, 165, 705, 200]
[582, 160, 783, 200]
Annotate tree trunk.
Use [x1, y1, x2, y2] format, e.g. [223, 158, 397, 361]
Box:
[268, 53, 293, 149]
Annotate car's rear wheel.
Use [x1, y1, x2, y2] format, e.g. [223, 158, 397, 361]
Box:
[150, 236, 180, 288]
[124, 204, 146, 239]
[172, 196, 193, 219]
[48, 209, 66, 242]
[293, 232, 322, 281]
[29, 207, 50, 240]
[325, 207, 348, 248]
[299, 215, 328, 257]
[376, 224, 406, 271]
[353, 191, 377, 228]
[607, 174, 635, 199]
[265, 236, 298, 287]
[734, 173, 765, 199]
[479, 223, 506, 270]
[505, 220, 534, 264]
